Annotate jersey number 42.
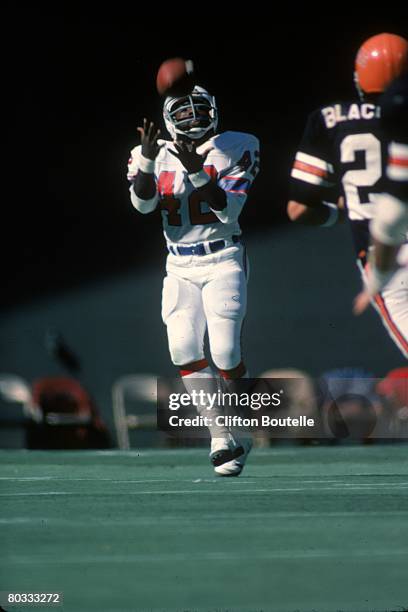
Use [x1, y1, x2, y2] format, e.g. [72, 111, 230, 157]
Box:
[158, 167, 219, 226]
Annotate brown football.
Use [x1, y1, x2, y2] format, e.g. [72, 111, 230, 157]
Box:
[156, 58, 194, 97]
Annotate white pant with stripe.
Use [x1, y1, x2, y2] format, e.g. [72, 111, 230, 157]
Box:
[360, 244, 408, 358]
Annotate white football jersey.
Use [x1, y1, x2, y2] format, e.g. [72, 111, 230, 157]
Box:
[127, 131, 260, 245]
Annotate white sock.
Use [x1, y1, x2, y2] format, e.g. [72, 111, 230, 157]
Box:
[181, 367, 229, 438]
[219, 371, 252, 442]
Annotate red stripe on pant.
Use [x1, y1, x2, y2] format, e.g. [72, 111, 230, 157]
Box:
[374, 293, 408, 355]
[219, 362, 246, 380]
[179, 359, 209, 377]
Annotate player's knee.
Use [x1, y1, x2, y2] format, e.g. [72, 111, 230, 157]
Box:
[166, 312, 203, 366]
[207, 316, 243, 371]
[211, 342, 242, 372]
[169, 342, 203, 367]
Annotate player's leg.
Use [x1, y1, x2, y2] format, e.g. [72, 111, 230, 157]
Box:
[359, 249, 408, 358]
[203, 247, 252, 475]
[180, 363, 244, 466]
[202, 249, 248, 378]
[373, 264, 408, 358]
[161, 272, 240, 465]
[162, 273, 206, 367]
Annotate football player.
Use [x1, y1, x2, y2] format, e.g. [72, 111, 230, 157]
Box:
[287, 33, 408, 358]
[354, 74, 408, 315]
[127, 86, 260, 475]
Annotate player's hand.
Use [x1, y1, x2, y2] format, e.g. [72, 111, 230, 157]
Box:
[336, 196, 347, 223]
[168, 140, 212, 173]
[353, 290, 371, 316]
[137, 119, 163, 160]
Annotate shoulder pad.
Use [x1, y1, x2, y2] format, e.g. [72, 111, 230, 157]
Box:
[210, 131, 259, 155]
[156, 139, 173, 161]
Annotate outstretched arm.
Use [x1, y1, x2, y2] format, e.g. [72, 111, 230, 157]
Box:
[287, 197, 346, 226]
[129, 119, 163, 213]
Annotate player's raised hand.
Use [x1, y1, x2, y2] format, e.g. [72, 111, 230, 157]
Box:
[169, 140, 213, 173]
[353, 290, 371, 316]
[137, 119, 163, 160]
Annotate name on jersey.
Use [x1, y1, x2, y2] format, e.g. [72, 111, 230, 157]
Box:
[321, 103, 380, 129]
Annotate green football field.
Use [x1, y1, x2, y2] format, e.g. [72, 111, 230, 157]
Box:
[1, 445, 408, 612]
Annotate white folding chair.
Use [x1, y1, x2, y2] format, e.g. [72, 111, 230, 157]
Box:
[112, 374, 158, 449]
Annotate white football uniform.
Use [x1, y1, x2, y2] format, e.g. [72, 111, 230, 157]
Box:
[127, 131, 260, 245]
[127, 131, 260, 369]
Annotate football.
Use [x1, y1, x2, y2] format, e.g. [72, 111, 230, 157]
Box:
[156, 58, 195, 97]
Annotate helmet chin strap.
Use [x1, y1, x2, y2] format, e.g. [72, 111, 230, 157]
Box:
[183, 128, 210, 140]
[174, 124, 213, 140]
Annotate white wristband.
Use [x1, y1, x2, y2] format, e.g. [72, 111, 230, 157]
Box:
[139, 155, 155, 174]
[320, 202, 339, 227]
[188, 170, 211, 189]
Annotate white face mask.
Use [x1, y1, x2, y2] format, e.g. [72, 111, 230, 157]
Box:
[163, 86, 218, 141]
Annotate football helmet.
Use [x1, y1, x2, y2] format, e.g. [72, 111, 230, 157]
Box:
[354, 33, 408, 99]
[163, 85, 218, 141]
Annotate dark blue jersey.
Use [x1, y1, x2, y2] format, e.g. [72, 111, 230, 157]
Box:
[290, 100, 387, 256]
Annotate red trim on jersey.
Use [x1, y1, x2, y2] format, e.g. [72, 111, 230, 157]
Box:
[388, 157, 408, 167]
[293, 160, 328, 178]
[179, 359, 209, 377]
[204, 165, 218, 181]
[374, 293, 408, 354]
[158, 171, 176, 196]
[219, 362, 247, 380]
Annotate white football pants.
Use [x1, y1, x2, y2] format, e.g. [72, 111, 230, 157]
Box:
[161, 244, 248, 370]
[360, 244, 408, 358]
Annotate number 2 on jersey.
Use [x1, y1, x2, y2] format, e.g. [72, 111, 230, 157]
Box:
[340, 133, 382, 208]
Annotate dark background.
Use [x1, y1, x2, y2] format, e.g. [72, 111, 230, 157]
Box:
[5, 12, 408, 305]
[1, 13, 407, 444]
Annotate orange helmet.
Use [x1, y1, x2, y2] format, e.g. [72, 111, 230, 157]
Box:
[354, 33, 408, 98]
